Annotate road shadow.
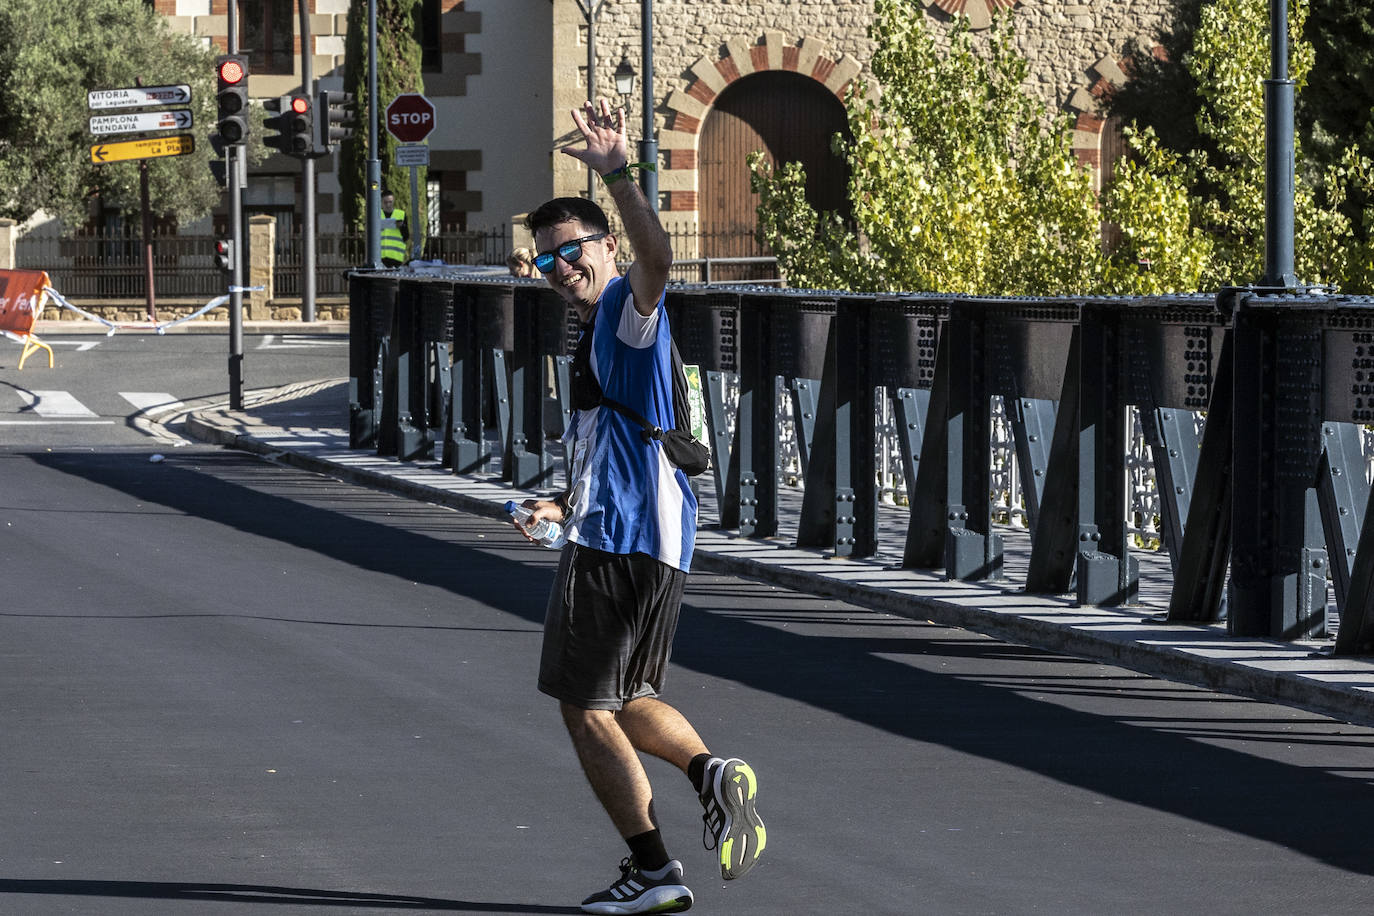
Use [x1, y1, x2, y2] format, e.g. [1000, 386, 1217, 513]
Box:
[25, 449, 1374, 880]
[671, 582, 1374, 877]
[0, 879, 578, 912]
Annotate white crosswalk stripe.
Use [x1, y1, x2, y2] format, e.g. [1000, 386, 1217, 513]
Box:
[2, 390, 189, 427]
[119, 392, 185, 415]
[17, 389, 98, 418]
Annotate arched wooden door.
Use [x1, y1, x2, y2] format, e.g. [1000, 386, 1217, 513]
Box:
[698, 71, 850, 278]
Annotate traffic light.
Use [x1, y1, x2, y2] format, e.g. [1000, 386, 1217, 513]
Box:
[213, 239, 234, 273]
[316, 90, 357, 155]
[208, 132, 228, 188]
[263, 93, 315, 158]
[215, 55, 250, 146]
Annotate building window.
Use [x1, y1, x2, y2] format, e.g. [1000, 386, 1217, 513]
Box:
[241, 0, 295, 75]
[421, 0, 442, 72]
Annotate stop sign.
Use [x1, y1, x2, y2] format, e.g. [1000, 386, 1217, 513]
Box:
[386, 93, 436, 143]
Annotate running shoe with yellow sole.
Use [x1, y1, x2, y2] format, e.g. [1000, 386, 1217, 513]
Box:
[698, 756, 766, 880]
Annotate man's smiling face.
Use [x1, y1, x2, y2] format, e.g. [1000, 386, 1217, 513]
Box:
[533, 219, 618, 319]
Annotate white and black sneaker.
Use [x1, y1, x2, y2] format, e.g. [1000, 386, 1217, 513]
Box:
[699, 756, 767, 880]
[580, 857, 693, 914]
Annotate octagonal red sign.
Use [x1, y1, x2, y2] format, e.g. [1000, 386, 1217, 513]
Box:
[385, 93, 436, 143]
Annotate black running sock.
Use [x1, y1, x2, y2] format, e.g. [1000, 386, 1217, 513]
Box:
[627, 829, 670, 873]
[688, 753, 712, 794]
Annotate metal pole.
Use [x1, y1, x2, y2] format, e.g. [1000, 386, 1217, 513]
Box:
[300, 0, 316, 320]
[139, 159, 157, 320]
[1262, 0, 1297, 289]
[228, 0, 244, 409]
[366, 0, 382, 268]
[586, 1, 598, 203]
[639, 0, 657, 212]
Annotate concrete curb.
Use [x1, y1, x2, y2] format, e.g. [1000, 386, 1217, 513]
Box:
[180, 385, 1374, 729]
[34, 320, 350, 335]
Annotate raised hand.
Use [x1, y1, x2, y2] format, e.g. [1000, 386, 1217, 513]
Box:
[561, 98, 628, 176]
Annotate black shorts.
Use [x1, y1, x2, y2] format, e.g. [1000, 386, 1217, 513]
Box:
[538, 543, 687, 710]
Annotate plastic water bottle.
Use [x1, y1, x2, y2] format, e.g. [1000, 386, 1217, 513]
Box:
[505, 500, 567, 549]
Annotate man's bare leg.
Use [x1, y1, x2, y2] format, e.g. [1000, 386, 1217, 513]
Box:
[560, 703, 657, 837]
[615, 696, 709, 772]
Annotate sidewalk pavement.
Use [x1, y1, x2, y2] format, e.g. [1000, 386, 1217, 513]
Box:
[180, 378, 1374, 729]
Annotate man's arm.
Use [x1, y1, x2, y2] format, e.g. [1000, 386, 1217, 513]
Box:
[562, 99, 672, 316]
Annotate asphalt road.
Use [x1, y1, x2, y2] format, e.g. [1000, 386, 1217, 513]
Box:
[3, 448, 1374, 915]
[0, 331, 347, 450]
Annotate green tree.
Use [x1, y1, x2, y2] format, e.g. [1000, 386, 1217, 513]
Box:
[1176, 0, 1373, 288]
[339, 0, 426, 249]
[753, 0, 1373, 295]
[1298, 0, 1374, 271]
[753, 6, 1107, 295]
[0, 0, 252, 226]
[1108, 0, 1374, 291]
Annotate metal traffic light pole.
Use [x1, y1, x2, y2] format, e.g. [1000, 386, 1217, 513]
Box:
[299, 0, 316, 322]
[227, 0, 244, 410]
[366, 0, 381, 268]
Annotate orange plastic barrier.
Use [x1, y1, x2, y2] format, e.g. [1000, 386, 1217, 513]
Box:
[0, 268, 53, 369]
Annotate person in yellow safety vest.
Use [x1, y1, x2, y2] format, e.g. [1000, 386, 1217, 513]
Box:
[380, 191, 409, 267]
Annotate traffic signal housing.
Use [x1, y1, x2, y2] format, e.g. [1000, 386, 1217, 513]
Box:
[213, 239, 234, 273]
[215, 55, 250, 146]
[208, 132, 228, 188]
[317, 90, 357, 155]
[264, 93, 316, 158]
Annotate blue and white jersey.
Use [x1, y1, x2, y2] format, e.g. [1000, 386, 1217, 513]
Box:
[562, 275, 698, 571]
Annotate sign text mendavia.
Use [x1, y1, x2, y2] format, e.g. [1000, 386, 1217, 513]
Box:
[87, 84, 192, 111]
[89, 109, 194, 136]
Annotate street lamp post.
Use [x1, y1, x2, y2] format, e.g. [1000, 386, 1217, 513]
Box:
[639, 0, 658, 212]
[575, 0, 606, 202]
[1262, 0, 1297, 289]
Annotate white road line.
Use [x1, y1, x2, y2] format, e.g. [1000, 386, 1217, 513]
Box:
[256, 334, 348, 349]
[119, 392, 185, 415]
[17, 390, 98, 418]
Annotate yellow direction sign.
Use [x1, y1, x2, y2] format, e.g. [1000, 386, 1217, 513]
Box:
[89, 134, 194, 165]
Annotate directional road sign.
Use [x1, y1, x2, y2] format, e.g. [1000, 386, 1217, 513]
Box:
[87, 84, 193, 111]
[89, 134, 195, 165]
[89, 109, 194, 137]
[386, 94, 436, 143]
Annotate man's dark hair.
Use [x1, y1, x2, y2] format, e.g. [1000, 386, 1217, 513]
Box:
[525, 197, 611, 237]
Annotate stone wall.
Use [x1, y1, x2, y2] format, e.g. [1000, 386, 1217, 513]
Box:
[564, 0, 1179, 224]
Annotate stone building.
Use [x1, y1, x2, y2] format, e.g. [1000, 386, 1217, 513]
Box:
[154, 0, 1176, 255]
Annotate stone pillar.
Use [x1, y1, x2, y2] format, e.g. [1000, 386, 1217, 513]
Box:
[0, 219, 16, 270]
[248, 214, 275, 320]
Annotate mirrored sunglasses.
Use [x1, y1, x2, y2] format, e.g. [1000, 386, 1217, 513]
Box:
[534, 232, 608, 274]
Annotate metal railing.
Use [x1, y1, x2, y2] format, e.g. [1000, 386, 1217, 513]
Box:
[347, 273, 1374, 652]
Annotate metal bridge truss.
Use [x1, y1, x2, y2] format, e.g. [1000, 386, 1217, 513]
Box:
[347, 273, 1374, 654]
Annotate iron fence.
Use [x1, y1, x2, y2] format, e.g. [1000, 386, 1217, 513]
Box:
[16, 226, 222, 299]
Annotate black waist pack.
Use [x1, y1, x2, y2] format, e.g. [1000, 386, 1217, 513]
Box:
[599, 394, 712, 477]
[570, 323, 711, 476]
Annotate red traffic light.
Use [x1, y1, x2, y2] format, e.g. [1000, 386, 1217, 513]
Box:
[218, 59, 246, 85]
[290, 96, 309, 114]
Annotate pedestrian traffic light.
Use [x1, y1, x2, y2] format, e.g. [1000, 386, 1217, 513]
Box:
[215, 55, 250, 147]
[213, 239, 234, 273]
[263, 93, 315, 158]
[316, 89, 357, 154]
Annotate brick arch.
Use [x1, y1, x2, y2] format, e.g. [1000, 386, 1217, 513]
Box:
[1067, 39, 1168, 191]
[657, 31, 862, 226]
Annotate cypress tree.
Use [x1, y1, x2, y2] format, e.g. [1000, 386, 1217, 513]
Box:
[340, 0, 427, 251]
